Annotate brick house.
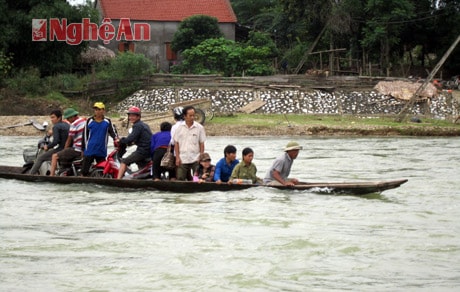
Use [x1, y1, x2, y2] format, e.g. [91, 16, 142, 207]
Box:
[96, 0, 237, 72]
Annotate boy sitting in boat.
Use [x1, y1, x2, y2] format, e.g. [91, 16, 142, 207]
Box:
[230, 147, 260, 184]
[213, 145, 239, 184]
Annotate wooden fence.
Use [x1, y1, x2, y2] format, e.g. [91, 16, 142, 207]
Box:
[62, 74, 384, 100]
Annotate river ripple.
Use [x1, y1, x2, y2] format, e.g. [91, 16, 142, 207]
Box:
[0, 136, 459, 291]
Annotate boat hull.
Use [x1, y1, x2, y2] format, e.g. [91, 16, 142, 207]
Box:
[0, 165, 407, 195]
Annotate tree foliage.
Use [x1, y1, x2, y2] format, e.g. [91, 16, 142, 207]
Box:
[97, 52, 155, 81]
[0, 0, 98, 76]
[172, 37, 274, 76]
[231, 0, 460, 77]
[171, 15, 223, 52]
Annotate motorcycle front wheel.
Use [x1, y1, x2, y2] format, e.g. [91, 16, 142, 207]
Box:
[89, 168, 113, 178]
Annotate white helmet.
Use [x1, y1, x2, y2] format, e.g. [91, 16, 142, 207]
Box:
[173, 106, 184, 121]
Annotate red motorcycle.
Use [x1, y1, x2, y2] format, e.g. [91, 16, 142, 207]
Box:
[89, 145, 153, 179]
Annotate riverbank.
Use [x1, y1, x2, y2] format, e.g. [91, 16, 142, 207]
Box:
[1, 114, 459, 137]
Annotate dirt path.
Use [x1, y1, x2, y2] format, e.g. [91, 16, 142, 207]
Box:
[0, 115, 318, 137]
[2, 114, 460, 137]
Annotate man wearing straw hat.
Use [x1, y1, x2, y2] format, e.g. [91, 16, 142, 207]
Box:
[263, 141, 302, 186]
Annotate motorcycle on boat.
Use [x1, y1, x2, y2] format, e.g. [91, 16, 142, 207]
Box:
[22, 122, 52, 175]
[87, 143, 153, 179]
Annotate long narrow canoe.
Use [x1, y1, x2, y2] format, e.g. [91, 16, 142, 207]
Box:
[0, 165, 407, 195]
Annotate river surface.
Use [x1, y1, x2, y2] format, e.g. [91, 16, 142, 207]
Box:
[0, 136, 459, 291]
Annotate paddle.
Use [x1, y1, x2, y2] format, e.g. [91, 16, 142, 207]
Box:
[0, 119, 46, 131]
[0, 121, 33, 130]
[30, 119, 46, 131]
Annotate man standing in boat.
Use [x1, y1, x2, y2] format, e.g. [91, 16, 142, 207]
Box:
[116, 106, 152, 179]
[81, 102, 119, 176]
[263, 141, 302, 186]
[173, 106, 206, 180]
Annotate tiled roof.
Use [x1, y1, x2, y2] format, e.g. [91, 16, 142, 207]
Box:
[99, 0, 237, 22]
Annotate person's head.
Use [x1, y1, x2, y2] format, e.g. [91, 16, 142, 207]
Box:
[93, 102, 105, 117]
[182, 106, 195, 125]
[199, 152, 212, 167]
[160, 121, 172, 132]
[49, 109, 62, 124]
[127, 106, 141, 124]
[173, 107, 184, 121]
[284, 141, 302, 159]
[224, 145, 237, 161]
[63, 108, 79, 123]
[242, 147, 254, 164]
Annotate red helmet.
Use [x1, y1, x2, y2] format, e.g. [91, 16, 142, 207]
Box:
[127, 106, 141, 115]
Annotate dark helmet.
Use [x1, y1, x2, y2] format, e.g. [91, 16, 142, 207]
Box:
[173, 106, 184, 121]
[127, 106, 141, 115]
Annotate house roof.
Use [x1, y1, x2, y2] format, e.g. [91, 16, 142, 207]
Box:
[99, 0, 237, 23]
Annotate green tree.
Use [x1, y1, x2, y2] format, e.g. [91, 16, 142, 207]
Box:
[174, 37, 274, 76]
[95, 51, 156, 99]
[0, 0, 98, 76]
[246, 31, 278, 58]
[361, 0, 415, 76]
[171, 15, 223, 52]
[98, 52, 155, 80]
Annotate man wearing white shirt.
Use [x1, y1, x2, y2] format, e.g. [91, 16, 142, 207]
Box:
[173, 106, 206, 180]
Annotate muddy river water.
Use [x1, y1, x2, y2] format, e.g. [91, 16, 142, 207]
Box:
[0, 136, 459, 291]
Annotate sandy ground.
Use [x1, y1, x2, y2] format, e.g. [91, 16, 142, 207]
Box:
[1, 114, 459, 137]
[0, 115, 300, 137]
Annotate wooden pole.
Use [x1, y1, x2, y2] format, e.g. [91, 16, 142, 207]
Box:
[293, 25, 328, 74]
[395, 34, 460, 122]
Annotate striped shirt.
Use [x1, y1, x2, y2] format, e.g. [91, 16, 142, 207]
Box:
[69, 117, 86, 152]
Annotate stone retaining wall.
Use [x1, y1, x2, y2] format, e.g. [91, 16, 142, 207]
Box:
[116, 88, 459, 119]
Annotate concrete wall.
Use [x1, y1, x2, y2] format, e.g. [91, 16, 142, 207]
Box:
[115, 88, 460, 120]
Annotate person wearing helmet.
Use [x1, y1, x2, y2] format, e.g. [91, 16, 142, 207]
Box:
[169, 106, 184, 146]
[173, 106, 206, 180]
[116, 106, 153, 179]
[173, 106, 184, 121]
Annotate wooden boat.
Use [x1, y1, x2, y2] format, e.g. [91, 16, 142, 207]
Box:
[0, 165, 407, 195]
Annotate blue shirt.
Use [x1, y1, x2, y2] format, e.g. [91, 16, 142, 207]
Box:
[83, 117, 117, 157]
[150, 131, 171, 155]
[213, 158, 239, 182]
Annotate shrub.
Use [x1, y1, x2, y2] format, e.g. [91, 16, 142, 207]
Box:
[176, 38, 276, 76]
[44, 74, 82, 91]
[97, 52, 156, 81]
[5, 67, 45, 96]
[44, 91, 68, 103]
[0, 51, 13, 82]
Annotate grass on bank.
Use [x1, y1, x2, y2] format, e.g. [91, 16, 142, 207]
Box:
[209, 113, 459, 127]
[207, 113, 460, 136]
